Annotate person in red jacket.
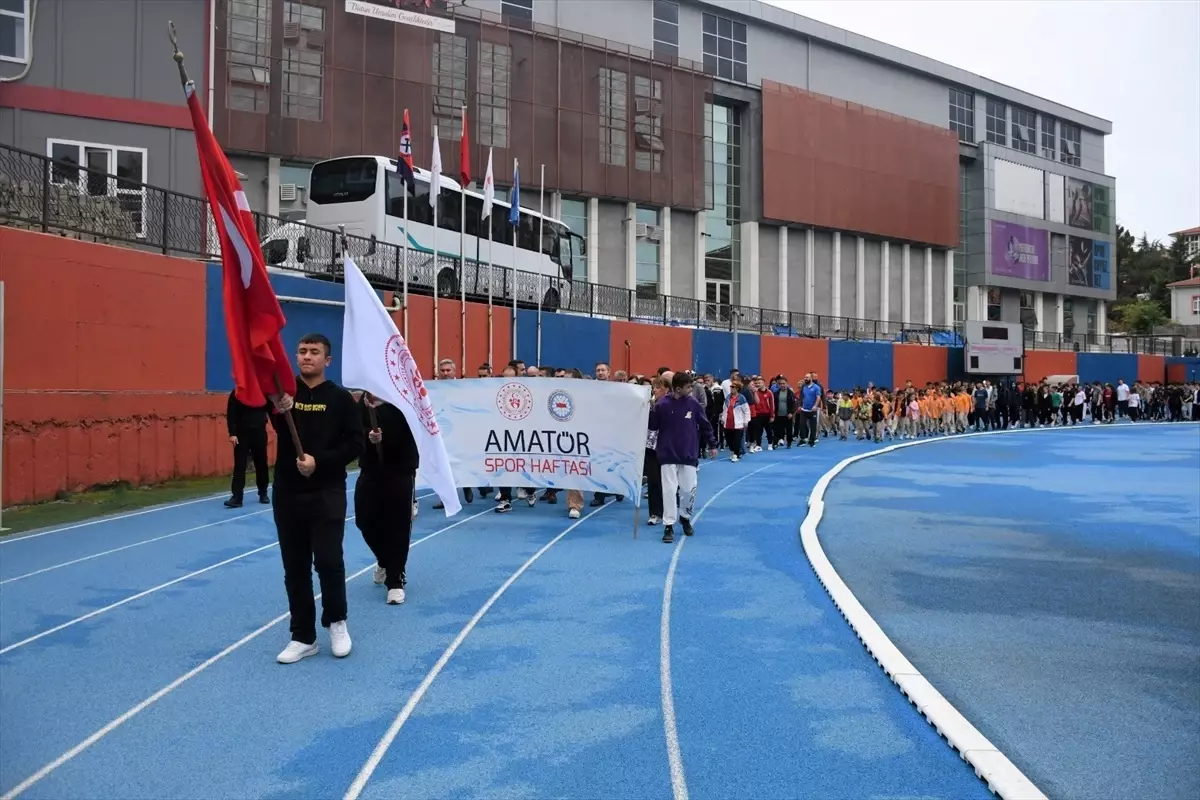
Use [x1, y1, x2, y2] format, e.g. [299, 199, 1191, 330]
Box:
[748, 376, 775, 452]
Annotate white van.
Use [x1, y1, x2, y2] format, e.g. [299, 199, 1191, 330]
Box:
[260, 221, 312, 273]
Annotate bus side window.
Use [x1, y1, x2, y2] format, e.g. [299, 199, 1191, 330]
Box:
[462, 193, 483, 238]
[515, 213, 537, 252]
[437, 187, 461, 234]
[385, 171, 435, 227]
[491, 208, 512, 245]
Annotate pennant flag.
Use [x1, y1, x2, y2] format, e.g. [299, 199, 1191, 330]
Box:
[482, 148, 495, 220]
[429, 125, 442, 210]
[181, 81, 294, 408]
[459, 107, 471, 188]
[398, 108, 415, 189]
[508, 159, 520, 227]
[341, 255, 462, 516]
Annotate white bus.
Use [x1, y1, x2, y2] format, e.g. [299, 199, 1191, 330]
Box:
[304, 155, 580, 310]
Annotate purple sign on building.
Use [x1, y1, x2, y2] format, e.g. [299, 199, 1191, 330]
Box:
[990, 220, 1050, 282]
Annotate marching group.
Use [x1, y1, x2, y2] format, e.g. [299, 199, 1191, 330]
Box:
[222, 334, 1200, 664]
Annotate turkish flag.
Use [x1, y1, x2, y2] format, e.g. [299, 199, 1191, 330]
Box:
[182, 82, 295, 407]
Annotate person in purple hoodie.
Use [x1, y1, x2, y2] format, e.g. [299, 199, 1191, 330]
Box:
[649, 371, 717, 544]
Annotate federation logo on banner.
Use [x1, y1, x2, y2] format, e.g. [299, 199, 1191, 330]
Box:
[547, 389, 574, 422]
[496, 382, 534, 421]
[385, 334, 440, 435]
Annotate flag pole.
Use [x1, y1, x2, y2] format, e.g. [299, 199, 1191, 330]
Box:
[536, 163, 545, 366]
[511, 157, 519, 364]
[432, 126, 440, 376]
[485, 147, 494, 366]
[402, 170, 409, 341]
[459, 105, 467, 377]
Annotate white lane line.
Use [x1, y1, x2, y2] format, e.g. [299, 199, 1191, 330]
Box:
[343, 501, 616, 800]
[0, 506, 493, 800]
[659, 460, 785, 800]
[0, 492, 436, 587]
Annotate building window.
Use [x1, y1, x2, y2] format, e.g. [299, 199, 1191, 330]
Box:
[599, 68, 628, 167]
[1040, 115, 1056, 161]
[1191, 295, 1199, 315]
[478, 42, 510, 149]
[953, 286, 966, 323]
[432, 34, 467, 140]
[653, 0, 679, 60]
[958, 163, 969, 256]
[985, 99, 1006, 146]
[47, 139, 148, 237]
[1019, 291, 1037, 327]
[705, 103, 742, 302]
[227, 0, 270, 113]
[948, 87, 974, 143]
[282, 2, 324, 122]
[702, 13, 747, 83]
[1059, 122, 1082, 167]
[986, 288, 1002, 321]
[1086, 299, 1097, 334]
[559, 198, 588, 282]
[635, 206, 661, 299]
[634, 76, 663, 173]
[501, 0, 533, 22]
[1011, 106, 1036, 154]
[0, 0, 29, 63]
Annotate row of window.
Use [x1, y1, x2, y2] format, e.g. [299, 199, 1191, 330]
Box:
[985, 290, 1100, 333]
[0, 0, 28, 63]
[228, 0, 325, 121]
[953, 90, 1083, 167]
[46, 138, 148, 236]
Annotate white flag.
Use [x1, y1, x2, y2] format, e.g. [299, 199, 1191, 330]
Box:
[341, 254, 462, 516]
[482, 147, 495, 220]
[429, 125, 442, 210]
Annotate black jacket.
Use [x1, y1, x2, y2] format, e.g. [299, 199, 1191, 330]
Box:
[270, 377, 364, 492]
[358, 398, 420, 477]
[226, 391, 268, 437]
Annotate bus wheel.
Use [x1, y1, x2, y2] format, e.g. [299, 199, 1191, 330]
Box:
[436, 268, 458, 297]
[542, 288, 560, 311]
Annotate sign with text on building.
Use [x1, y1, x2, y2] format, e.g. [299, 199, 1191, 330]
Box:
[990, 220, 1050, 282]
[345, 0, 456, 34]
[425, 378, 651, 497]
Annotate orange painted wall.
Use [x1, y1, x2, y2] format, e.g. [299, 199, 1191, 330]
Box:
[761, 337, 829, 382]
[1166, 364, 1187, 383]
[1024, 350, 1077, 382]
[0, 228, 233, 505]
[393, 293, 511, 377]
[1137, 355, 1165, 384]
[610, 320, 692, 377]
[892, 343, 949, 387]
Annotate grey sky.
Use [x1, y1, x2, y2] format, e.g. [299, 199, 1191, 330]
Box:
[769, 0, 1200, 243]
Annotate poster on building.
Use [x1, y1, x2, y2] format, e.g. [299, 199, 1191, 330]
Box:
[1092, 240, 1111, 290]
[1091, 184, 1112, 235]
[425, 378, 651, 498]
[990, 220, 1050, 281]
[1067, 178, 1094, 229]
[1068, 236, 1094, 287]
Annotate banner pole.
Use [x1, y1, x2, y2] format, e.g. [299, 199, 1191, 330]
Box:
[0, 281, 5, 532]
[402, 180, 409, 341]
[460, 105, 468, 377]
[536, 163, 545, 366]
[511, 158, 519, 364]
[632, 494, 639, 540]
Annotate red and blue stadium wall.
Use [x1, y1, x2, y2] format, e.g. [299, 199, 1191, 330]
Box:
[0, 227, 1186, 506]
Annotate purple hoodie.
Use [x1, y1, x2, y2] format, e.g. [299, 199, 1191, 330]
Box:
[649, 393, 715, 467]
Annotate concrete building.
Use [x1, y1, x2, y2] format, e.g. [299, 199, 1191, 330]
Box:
[1168, 271, 1200, 326]
[1172, 226, 1200, 259]
[0, 0, 1118, 335]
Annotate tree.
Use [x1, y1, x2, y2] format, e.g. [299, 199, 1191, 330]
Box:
[1112, 298, 1167, 334]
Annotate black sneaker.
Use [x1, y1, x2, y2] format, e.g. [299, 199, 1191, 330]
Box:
[589, 495, 605, 507]
[662, 525, 675, 544]
[464, 488, 474, 503]
[680, 517, 694, 537]
[224, 498, 243, 508]
[258, 493, 270, 504]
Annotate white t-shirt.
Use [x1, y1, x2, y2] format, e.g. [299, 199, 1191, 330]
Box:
[1116, 383, 1130, 401]
[1128, 392, 1140, 409]
[1074, 389, 1086, 406]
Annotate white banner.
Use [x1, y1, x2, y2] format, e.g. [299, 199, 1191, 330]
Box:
[426, 378, 651, 497]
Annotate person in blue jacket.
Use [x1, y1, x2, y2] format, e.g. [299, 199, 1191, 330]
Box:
[649, 371, 717, 544]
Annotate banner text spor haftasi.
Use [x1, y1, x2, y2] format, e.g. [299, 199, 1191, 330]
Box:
[425, 379, 651, 498]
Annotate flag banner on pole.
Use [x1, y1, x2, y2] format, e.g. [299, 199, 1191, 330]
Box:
[459, 107, 471, 188]
[508, 161, 520, 227]
[398, 108, 415, 188]
[429, 126, 443, 209]
[341, 254, 462, 516]
[482, 148, 494, 220]
[425, 379, 650, 497]
[182, 81, 294, 408]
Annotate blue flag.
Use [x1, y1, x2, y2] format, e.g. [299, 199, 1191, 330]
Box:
[508, 160, 520, 227]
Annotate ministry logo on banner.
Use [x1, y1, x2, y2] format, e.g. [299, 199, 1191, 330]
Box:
[426, 378, 651, 498]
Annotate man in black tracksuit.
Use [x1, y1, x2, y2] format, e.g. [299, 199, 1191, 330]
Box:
[225, 390, 270, 508]
[355, 393, 418, 606]
[270, 333, 364, 665]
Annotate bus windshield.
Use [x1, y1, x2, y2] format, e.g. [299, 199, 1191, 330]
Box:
[309, 158, 379, 205]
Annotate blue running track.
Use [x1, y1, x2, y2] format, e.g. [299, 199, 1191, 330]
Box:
[0, 424, 1192, 799]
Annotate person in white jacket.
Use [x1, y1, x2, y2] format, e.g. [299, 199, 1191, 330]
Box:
[721, 379, 752, 461]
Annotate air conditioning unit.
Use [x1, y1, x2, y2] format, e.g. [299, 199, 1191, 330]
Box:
[279, 183, 298, 202]
[646, 225, 662, 242]
[283, 21, 301, 40]
[635, 222, 649, 238]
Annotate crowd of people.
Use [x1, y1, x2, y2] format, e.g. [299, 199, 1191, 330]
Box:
[222, 336, 1200, 665]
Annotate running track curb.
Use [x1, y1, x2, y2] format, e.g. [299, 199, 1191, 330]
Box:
[799, 422, 1200, 800]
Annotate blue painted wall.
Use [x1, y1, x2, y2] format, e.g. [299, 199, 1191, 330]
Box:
[691, 330, 760, 378]
[946, 346, 966, 382]
[205, 264, 385, 392]
[1077, 352, 1138, 385]
[514, 311, 611, 371]
[1166, 357, 1200, 382]
[828, 341, 894, 389]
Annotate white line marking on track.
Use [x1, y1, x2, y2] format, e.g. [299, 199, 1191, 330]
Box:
[659, 460, 785, 800]
[0, 492, 435, 587]
[343, 500, 616, 800]
[0, 495, 226, 545]
[0, 506, 493, 800]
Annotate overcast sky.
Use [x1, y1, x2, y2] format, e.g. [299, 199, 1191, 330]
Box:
[770, 0, 1200, 243]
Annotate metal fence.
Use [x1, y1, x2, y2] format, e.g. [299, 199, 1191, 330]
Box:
[0, 142, 1181, 356]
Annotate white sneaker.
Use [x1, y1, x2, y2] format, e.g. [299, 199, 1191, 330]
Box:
[412, 503, 419, 520]
[277, 640, 319, 664]
[648, 515, 660, 525]
[730, 454, 739, 462]
[329, 621, 352, 658]
[387, 588, 406, 605]
[568, 508, 581, 519]
[373, 565, 386, 585]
